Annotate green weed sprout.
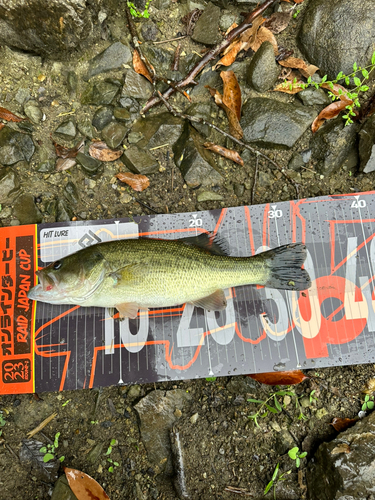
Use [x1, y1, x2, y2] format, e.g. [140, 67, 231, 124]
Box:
[288, 447, 307, 468]
[248, 389, 295, 428]
[40, 432, 65, 463]
[106, 439, 119, 472]
[264, 463, 291, 499]
[362, 394, 374, 412]
[127, 0, 152, 18]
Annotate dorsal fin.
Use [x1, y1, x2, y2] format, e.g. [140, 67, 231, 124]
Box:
[178, 233, 230, 256]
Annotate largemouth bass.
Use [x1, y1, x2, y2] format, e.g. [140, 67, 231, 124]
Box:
[28, 234, 311, 318]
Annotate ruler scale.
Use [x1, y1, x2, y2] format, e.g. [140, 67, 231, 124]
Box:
[1, 191, 375, 394]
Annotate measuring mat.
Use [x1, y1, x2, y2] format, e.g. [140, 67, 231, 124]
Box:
[1, 191, 375, 394]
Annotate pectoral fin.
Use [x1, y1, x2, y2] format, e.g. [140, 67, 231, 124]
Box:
[108, 263, 145, 287]
[190, 289, 227, 311]
[115, 302, 144, 319]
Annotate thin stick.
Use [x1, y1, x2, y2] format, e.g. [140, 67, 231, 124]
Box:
[27, 412, 58, 438]
[142, 0, 277, 114]
[154, 36, 187, 45]
[251, 154, 259, 205]
[157, 91, 300, 197]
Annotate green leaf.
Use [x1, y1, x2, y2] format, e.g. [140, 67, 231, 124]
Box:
[265, 405, 279, 414]
[54, 432, 60, 448]
[110, 439, 116, 446]
[362, 69, 369, 79]
[43, 453, 55, 463]
[372, 51, 375, 65]
[274, 396, 282, 412]
[353, 62, 358, 72]
[360, 85, 369, 92]
[113, 462, 119, 466]
[362, 402, 367, 411]
[296, 457, 301, 468]
[354, 77, 361, 87]
[321, 75, 327, 83]
[307, 76, 312, 84]
[288, 447, 299, 460]
[39, 447, 47, 454]
[300, 452, 307, 458]
[272, 463, 280, 481]
[247, 398, 265, 404]
[345, 76, 350, 85]
[108, 466, 114, 473]
[329, 82, 334, 89]
[59, 456, 65, 462]
[365, 394, 370, 402]
[264, 480, 274, 495]
[336, 71, 343, 80]
[206, 377, 216, 382]
[367, 401, 374, 410]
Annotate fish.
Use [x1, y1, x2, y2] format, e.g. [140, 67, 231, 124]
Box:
[27, 233, 311, 319]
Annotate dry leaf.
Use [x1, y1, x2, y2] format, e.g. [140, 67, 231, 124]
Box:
[221, 71, 241, 120]
[65, 467, 110, 500]
[330, 417, 358, 432]
[89, 141, 123, 162]
[225, 22, 238, 36]
[133, 49, 153, 83]
[247, 370, 308, 386]
[205, 85, 243, 140]
[278, 57, 319, 78]
[54, 139, 85, 159]
[0, 106, 26, 122]
[116, 172, 150, 192]
[56, 158, 77, 172]
[311, 98, 352, 133]
[331, 443, 351, 455]
[249, 26, 278, 55]
[204, 142, 244, 165]
[0, 123, 5, 131]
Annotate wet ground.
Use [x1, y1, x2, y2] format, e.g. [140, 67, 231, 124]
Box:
[1, 0, 375, 498]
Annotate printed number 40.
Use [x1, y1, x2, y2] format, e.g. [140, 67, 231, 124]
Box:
[351, 200, 366, 208]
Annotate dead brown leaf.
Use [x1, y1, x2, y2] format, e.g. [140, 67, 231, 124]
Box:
[204, 142, 244, 165]
[205, 85, 243, 140]
[221, 70, 241, 120]
[311, 97, 352, 133]
[89, 141, 123, 162]
[330, 417, 358, 432]
[65, 467, 110, 500]
[362, 378, 375, 395]
[116, 172, 150, 192]
[278, 57, 319, 78]
[0, 123, 5, 131]
[249, 26, 278, 55]
[0, 106, 26, 122]
[53, 139, 85, 159]
[248, 370, 308, 386]
[56, 158, 77, 172]
[133, 49, 153, 83]
[331, 443, 351, 455]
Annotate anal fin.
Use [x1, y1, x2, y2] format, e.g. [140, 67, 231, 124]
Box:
[190, 289, 227, 311]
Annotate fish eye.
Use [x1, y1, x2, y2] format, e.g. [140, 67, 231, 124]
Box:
[53, 260, 62, 270]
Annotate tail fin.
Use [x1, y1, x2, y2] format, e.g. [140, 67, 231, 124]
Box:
[263, 243, 311, 291]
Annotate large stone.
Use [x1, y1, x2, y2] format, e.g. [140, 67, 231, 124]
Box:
[246, 41, 279, 92]
[240, 98, 317, 149]
[172, 124, 223, 188]
[81, 81, 120, 106]
[359, 115, 375, 173]
[102, 121, 127, 149]
[0, 126, 35, 165]
[13, 194, 42, 224]
[0, 167, 21, 203]
[309, 117, 359, 176]
[192, 2, 222, 46]
[307, 411, 375, 500]
[135, 390, 191, 474]
[130, 112, 184, 149]
[0, 0, 99, 58]
[51, 476, 78, 500]
[121, 69, 153, 100]
[299, 0, 375, 80]
[122, 145, 159, 175]
[85, 41, 132, 80]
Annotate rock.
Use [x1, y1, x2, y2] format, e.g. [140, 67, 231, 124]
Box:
[15, 88, 31, 105]
[219, 10, 240, 31]
[87, 443, 104, 464]
[77, 115, 95, 139]
[0, 126, 35, 165]
[102, 121, 127, 149]
[190, 67, 222, 100]
[299, 0, 375, 80]
[310, 117, 359, 175]
[127, 132, 144, 144]
[92, 106, 114, 131]
[85, 41, 132, 80]
[141, 20, 159, 41]
[275, 430, 295, 455]
[240, 98, 317, 149]
[153, 0, 171, 9]
[57, 199, 73, 222]
[129, 112, 184, 149]
[246, 41, 279, 92]
[81, 81, 120, 106]
[358, 115, 375, 173]
[297, 87, 330, 106]
[54, 120, 76, 140]
[0, 167, 21, 203]
[288, 153, 305, 171]
[306, 411, 375, 500]
[23, 100, 43, 124]
[13, 194, 42, 224]
[119, 97, 140, 113]
[67, 71, 78, 96]
[196, 191, 223, 202]
[192, 2, 222, 46]
[36, 160, 55, 172]
[121, 69, 153, 100]
[122, 145, 159, 175]
[50, 475, 78, 500]
[233, 183, 244, 197]
[172, 124, 223, 188]
[134, 389, 191, 474]
[113, 107, 131, 122]
[185, 102, 218, 137]
[76, 152, 103, 176]
[64, 181, 79, 205]
[142, 45, 173, 73]
[0, 0, 98, 58]
[127, 384, 142, 400]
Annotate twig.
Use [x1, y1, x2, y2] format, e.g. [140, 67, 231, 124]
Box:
[251, 154, 259, 205]
[26, 412, 58, 438]
[154, 35, 187, 45]
[134, 198, 161, 214]
[224, 486, 254, 496]
[142, 0, 278, 114]
[4, 443, 19, 460]
[157, 92, 300, 197]
[172, 43, 182, 71]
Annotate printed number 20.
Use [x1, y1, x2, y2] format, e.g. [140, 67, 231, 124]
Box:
[189, 218, 203, 227]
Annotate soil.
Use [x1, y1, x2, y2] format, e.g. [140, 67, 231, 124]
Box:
[0, 0, 375, 499]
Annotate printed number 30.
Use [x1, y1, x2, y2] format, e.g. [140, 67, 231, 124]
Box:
[268, 210, 282, 219]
